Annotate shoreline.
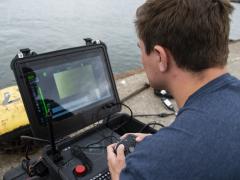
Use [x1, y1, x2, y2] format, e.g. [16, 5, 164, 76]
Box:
[0, 39, 240, 90]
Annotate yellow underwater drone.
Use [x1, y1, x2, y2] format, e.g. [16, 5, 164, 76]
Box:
[0, 85, 29, 139]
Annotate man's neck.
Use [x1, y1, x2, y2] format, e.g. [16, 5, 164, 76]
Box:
[168, 67, 227, 108]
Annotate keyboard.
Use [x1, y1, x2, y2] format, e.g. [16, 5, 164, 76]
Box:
[90, 170, 111, 180]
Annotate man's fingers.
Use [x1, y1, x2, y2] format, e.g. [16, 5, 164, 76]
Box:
[120, 133, 137, 140]
[107, 144, 126, 180]
[135, 136, 144, 142]
[116, 144, 125, 161]
[120, 133, 130, 140]
[107, 143, 117, 160]
[108, 143, 117, 149]
[121, 133, 151, 142]
[107, 143, 117, 153]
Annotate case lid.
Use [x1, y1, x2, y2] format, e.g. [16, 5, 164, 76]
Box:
[11, 42, 121, 139]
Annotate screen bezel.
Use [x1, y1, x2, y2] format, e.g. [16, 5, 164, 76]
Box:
[11, 44, 121, 139]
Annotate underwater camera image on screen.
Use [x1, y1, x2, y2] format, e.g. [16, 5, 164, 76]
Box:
[54, 65, 98, 99]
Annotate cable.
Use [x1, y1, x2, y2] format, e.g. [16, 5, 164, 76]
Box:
[25, 144, 31, 161]
[74, 135, 120, 151]
[21, 135, 49, 144]
[92, 114, 114, 145]
[107, 119, 129, 144]
[119, 103, 133, 119]
[138, 122, 165, 133]
[105, 102, 133, 119]
[121, 83, 150, 103]
[102, 102, 133, 141]
[93, 102, 133, 127]
[85, 135, 119, 149]
[113, 102, 133, 130]
[21, 159, 31, 175]
[77, 146, 107, 149]
[104, 109, 114, 128]
[133, 112, 175, 118]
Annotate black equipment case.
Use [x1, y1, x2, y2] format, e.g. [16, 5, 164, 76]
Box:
[3, 39, 156, 180]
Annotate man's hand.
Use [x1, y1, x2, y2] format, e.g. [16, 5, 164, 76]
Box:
[107, 133, 151, 180]
[107, 143, 126, 180]
[121, 133, 152, 143]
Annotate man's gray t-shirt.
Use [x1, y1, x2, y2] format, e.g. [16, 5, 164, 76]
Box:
[120, 73, 240, 180]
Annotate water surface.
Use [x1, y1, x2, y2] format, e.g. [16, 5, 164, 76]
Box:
[0, 0, 239, 88]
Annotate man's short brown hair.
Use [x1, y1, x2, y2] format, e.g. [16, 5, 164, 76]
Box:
[135, 0, 234, 72]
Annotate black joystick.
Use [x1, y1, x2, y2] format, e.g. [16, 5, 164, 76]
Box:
[114, 134, 137, 156]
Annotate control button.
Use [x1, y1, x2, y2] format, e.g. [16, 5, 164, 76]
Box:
[74, 165, 86, 176]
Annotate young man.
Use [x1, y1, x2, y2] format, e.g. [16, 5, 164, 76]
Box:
[107, 0, 240, 179]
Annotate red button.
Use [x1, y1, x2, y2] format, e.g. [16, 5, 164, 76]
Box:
[74, 165, 86, 176]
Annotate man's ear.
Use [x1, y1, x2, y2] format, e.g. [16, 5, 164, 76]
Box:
[154, 45, 168, 72]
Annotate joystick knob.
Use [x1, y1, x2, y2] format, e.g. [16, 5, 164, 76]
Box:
[74, 164, 86, 176]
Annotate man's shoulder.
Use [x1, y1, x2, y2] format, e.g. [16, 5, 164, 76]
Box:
[180, 73, 240, 124]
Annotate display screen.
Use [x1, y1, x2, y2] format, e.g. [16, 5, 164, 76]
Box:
[23, 51, 113, 125]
